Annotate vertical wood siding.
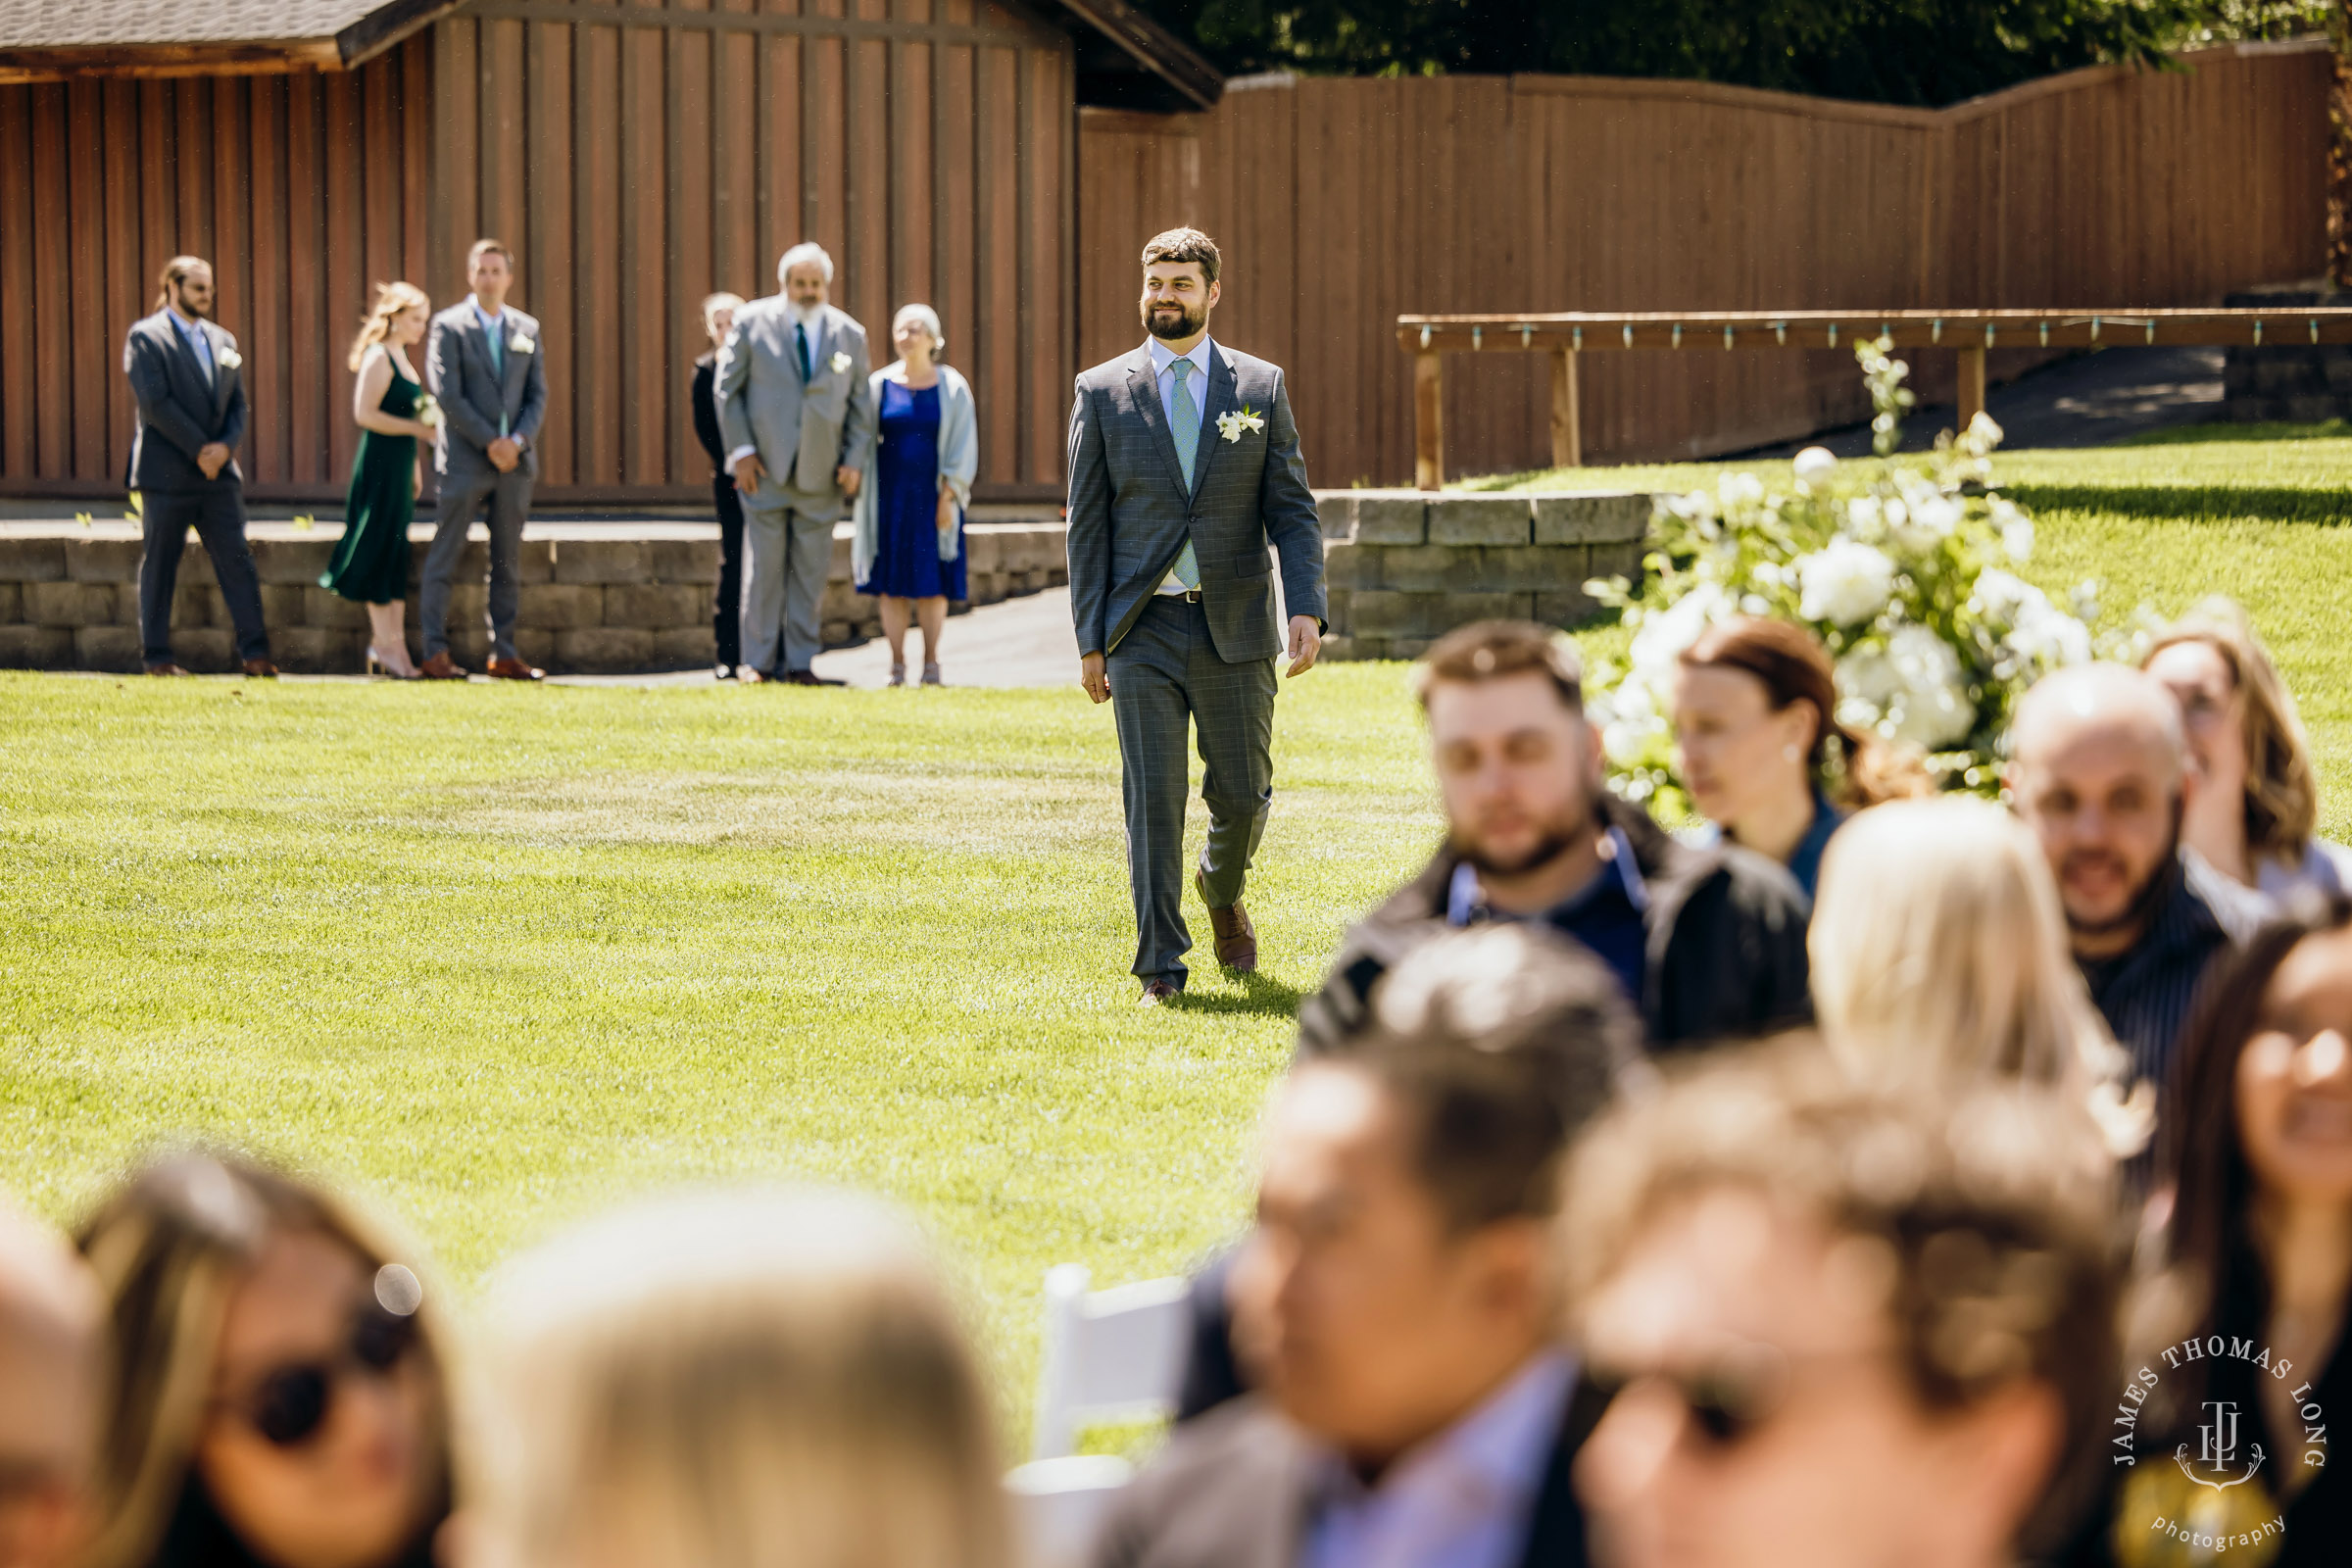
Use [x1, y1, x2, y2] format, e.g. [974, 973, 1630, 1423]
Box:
[0, 0, 1073, 502]
[1079, 45, 2330, 485]
[426, 0, 1073, 502]
[0, 39, 433, 499]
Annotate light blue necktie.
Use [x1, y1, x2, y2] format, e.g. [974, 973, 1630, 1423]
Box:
[1167, 358, 1200, 590]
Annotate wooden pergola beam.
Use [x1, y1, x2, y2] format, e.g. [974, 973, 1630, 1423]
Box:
[1397, 308, 2352, 488]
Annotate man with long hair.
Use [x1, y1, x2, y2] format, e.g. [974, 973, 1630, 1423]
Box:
[121, 256, 275, 677]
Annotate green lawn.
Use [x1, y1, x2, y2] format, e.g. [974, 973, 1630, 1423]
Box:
[2, 423, 2348, 1443]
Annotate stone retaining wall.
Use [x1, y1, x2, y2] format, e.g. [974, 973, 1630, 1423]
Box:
[2223, 285, 2352, 423]
[1313, 490, 1651, 662]
[0, 521, 1069, 675]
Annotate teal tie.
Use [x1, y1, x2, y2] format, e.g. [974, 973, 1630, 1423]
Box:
[1168, 359, 1201, 590]
[484, 315, 509, 438]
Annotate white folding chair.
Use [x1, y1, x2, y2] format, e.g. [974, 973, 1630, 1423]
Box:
[1028, 1261, 1193, 1460]
[1002, 1263, 1193, 1567]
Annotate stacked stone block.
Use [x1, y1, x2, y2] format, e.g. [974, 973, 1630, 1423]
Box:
[0, 521, 1070, 675]
[1313, 490, 1651, 662]
[2223, 286, 2352, 423]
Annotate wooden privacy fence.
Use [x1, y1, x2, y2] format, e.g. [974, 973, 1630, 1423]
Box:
[1400, 308, 2352, 487]
[1079, 42, 2329, 485]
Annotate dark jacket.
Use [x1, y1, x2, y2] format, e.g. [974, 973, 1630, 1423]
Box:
[1298, 795, 1814, 1053]
[122, 309, 247, 492]
[423, 300, 550, 479]
[2080, 854, 2265, 1091]
[692, 351, 726, 471]
[1092, 1382, 1605, 1568]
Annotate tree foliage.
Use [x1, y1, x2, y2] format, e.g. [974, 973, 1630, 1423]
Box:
[1139, 0, 2330, 108]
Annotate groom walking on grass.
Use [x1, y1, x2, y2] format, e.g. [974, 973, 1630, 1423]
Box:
[1066, 227, 1327, 1005]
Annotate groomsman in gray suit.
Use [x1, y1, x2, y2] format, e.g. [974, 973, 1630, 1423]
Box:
[418, 238, 550, 681]
[714, 243, 875, 684]
[1066, 227, 1327, 1004]
[122, 255, 276, 677]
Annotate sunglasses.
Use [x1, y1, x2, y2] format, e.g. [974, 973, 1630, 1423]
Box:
[1590, 1344, 1797, 1449]
[224, 1302, 417, 1448]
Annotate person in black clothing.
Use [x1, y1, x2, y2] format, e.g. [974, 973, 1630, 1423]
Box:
[2009, 663, 2265, 1093]
[1097, 925, 1641, 1568]
[691, 291, 749, 679]
[72, 1152, 449, 1568]
[1296, 620, 1812, 1055]
[2094, 897, 2352, 1568]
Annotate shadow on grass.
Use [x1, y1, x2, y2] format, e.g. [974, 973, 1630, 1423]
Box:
[2114, 419, 2352, 447]
[1167, 971, 1306, 1019]
[2002, 484, 2352, 525]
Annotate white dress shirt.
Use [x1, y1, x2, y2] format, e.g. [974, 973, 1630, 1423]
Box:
[1298, 1351, 1576, 1568]
[1148, 333, 1215, 596]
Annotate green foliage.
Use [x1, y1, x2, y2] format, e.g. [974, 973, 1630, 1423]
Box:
[1143, 0, 2327, 107]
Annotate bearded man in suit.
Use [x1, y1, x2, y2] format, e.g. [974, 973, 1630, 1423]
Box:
[1065, 227, 1327, 1004]
[715, 242, 875, 685]
[121, 255, 275, 677]
[417, 237, 550, 681]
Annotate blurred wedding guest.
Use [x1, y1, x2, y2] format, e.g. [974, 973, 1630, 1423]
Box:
[419, 238, 549, 682]
[122, 255, 277, 678]
[0, 1203, 105, 1568]
[1179, 922, 1642, 1423]
[1298, 620, 1810, 1054]
[717, 243, 875, 685]
[2009, 663, 2264, 1091]
[854, 305, 977, 688]
[466, 1189, 1007, 1568]
[2102, 895, 2352, 1565]
[1672, 616, 1928, 900]
[1566, 1048, 2121, 1568]
[1810, 795, 2153, 1154]
[74, 1151, 449, 1568]
[320, 283, 439, 679]
[1097, 934, 1637, 1568]
[691, 291, 748, 679]
[2142, 598, 2351, 903]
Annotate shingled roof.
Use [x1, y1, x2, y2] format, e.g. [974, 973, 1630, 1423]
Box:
[0, 0, 1220, 108]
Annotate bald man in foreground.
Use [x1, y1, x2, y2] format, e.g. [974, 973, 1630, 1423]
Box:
[2008, 662, 2264, 1088]
[0, 1204, 104, 1568]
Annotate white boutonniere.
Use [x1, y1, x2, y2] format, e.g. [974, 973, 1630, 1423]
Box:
[830, 351, 853, 375]
[1215, 407, 1265, 444]
[416, 393, 445, 430]
[510, 332, 535, 354]
[217, 347, 243, 369]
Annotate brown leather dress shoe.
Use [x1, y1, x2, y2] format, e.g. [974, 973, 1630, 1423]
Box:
[241, 658, 279, 678]
[782, 669, 844, 687]
[144, 662, 190, 677]
[416, 652, 468, 681]
[1139, 978, 1183, 1006]
[1196, 871, 1259, 973]
[483, 656, 544, 682]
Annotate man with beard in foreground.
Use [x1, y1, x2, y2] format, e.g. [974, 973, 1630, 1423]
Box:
[2008, 662, 2264, 1091]
[1298, 620, 1810, 1054]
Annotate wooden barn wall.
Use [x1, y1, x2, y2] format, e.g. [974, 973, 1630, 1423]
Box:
[0, 0, 1074, 504]
[0, 40, 433, 500]
[428, 0, 1074, 503]
[1080, 43, 2329, 485]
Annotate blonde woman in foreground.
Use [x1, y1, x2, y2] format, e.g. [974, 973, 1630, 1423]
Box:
[466, 1188, 1009, 1568]
[1808, 795, 2153, 1155]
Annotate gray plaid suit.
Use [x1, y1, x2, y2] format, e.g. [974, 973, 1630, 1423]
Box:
[1066, 338, 1327, 987]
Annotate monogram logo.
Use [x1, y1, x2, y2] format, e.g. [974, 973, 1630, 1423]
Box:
[2177, 1398, 2266, 1492]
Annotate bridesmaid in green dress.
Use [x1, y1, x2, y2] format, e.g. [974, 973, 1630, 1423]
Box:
[323, 282, 438, 677]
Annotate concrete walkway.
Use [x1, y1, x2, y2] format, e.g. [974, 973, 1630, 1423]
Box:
[540, 586, 1082, 691]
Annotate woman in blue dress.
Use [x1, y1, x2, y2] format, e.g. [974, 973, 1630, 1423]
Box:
[853, 304, 977, 687]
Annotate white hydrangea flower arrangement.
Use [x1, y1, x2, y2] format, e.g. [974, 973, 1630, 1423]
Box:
[1587, 337, 2100, 809]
